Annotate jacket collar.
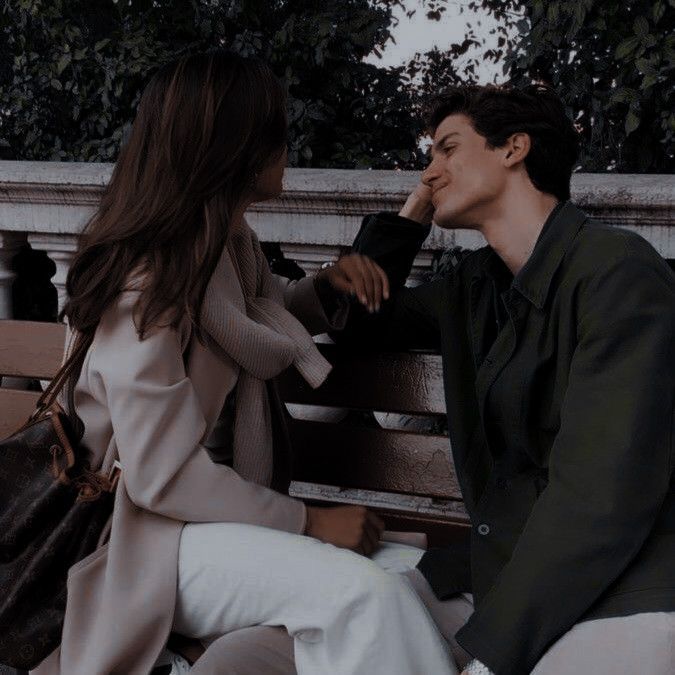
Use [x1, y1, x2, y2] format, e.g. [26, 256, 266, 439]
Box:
[476, 200, 587, 310]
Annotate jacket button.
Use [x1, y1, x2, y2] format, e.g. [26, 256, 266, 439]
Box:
[477, 523, 490, 536]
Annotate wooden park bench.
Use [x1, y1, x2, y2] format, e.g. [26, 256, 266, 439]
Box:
[0, 319, 468, 672]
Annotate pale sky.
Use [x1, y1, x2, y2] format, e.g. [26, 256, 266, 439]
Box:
[363, 0, 515, 83]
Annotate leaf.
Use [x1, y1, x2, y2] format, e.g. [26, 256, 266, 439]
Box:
[56, 53, 71, 75]
[516, 18, 529, 33]
[633, 16, 649, 38]
[625, 110, 640, 136]
[636, 57, 651, 73]
[610, 87, 638, 104]
[94, 39, 110, 52]
[615, 36, 639, 59]
[653, 0, 666, 23]
[641, 74, 658, 89]
[532, 0, 545, 20]
[547, 3, 559, 23]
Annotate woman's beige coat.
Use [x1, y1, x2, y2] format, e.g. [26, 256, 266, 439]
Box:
[32, 253, 339, 675]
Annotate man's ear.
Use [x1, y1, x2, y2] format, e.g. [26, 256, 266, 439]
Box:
[503, 132, 531, 167]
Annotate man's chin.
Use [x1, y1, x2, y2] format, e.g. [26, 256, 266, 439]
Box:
[432, 208, 468, 230]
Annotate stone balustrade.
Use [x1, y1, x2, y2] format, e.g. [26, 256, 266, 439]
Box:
[0, 160, 673, 320]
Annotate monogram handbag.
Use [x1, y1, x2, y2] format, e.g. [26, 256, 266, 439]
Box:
[0, 329, 121, 670]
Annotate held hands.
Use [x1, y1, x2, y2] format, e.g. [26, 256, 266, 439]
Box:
[314, 181, 433, 312]
[317, 254, 390, 313]
[305, 505, 385, 556]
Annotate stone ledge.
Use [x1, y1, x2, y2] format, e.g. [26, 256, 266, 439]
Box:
[1, 161, 673, 258]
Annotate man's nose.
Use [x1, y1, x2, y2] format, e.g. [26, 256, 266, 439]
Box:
[422, 159, 440, 187]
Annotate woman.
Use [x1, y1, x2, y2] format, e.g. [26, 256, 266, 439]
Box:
[31, 51, 455, 675]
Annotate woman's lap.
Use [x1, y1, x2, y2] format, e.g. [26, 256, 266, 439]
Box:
[173, 521, 380, 640]
[172, 522, 456, 674]
[172, 522, 436, 642]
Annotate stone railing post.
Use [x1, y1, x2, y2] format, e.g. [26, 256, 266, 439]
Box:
[0, 231, 26, 319]
[0, 231, 28, 388]
[27, 234, 79, 318]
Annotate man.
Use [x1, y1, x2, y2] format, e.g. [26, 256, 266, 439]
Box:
[331, 83, 675, 674]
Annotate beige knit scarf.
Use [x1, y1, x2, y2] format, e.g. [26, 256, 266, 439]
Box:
[199, 220, 332, 486]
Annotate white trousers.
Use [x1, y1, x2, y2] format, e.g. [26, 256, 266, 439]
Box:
[170, 522, 456, 675]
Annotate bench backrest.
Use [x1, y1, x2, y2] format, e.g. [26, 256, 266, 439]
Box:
[278, 341, 468, 545]
[0, 320, 66, 439]
[0, 320, 468, 545]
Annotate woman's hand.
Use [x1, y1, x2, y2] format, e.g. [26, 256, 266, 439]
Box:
[305, 505, 386, 556]
[316, 254, 389, 313]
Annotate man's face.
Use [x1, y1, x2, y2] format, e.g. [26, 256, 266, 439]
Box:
[422, 113, 508, 229]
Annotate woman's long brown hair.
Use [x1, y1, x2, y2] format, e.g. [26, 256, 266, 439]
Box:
[59, 50, 287, 438]
[62, 49, 287, 338]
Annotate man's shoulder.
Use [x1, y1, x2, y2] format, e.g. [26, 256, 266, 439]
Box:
[576, 219, 648, 252]
[567, 218, 671, 279]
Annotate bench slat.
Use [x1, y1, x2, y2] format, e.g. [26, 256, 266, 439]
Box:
[370, 510, 470, 547]
[0, 389, 42, 439]
[279, 343, 446, 415]
[289, 419, 460, 499]
[0, 320, 66, 378]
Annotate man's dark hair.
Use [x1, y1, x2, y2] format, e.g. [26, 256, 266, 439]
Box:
[424, 84, 579, 202]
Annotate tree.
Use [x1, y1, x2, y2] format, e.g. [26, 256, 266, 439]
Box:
[473, 0, 675, 172]
[3, 1, 673, 172]
[0, 0, 471, 169]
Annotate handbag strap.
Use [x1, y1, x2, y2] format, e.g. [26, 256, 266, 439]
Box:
[31, 326, 95, 422]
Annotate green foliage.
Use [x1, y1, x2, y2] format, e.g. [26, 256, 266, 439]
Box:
[2, 0, 673, 171]
[0, 0, 472, 168]
[482, 0, 674, 172]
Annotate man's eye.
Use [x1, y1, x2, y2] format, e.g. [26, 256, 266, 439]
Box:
[443, 145, 456, 154]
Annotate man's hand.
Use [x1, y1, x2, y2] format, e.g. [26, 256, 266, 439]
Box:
[399, 182, 434, 225]
[316, 253, 389, 313]
[305, 505, 386, 556]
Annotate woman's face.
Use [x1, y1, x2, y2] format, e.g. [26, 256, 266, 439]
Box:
[251, 146, 287, 202]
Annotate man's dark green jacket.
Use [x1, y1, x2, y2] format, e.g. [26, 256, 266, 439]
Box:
[338, 201, 675, 675]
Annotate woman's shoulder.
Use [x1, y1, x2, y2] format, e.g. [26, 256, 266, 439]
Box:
[95, 285, 192, 360]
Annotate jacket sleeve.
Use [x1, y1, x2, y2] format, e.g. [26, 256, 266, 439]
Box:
[455, 247, 675, 675]
[90, 291, 307, 532]
[331, 212, 443, 350]
[276, 274, 349, 336]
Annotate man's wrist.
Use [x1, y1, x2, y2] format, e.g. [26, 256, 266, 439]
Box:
[398, 192, 433, 225]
